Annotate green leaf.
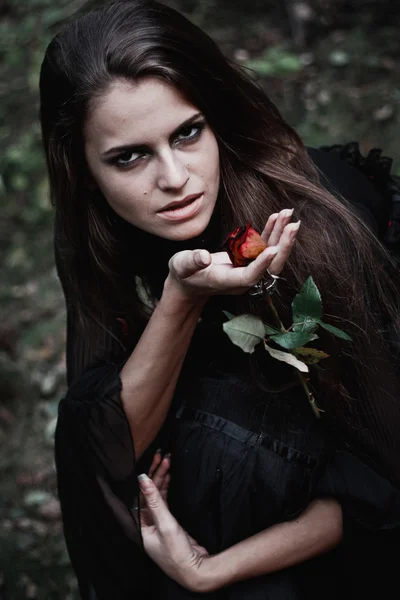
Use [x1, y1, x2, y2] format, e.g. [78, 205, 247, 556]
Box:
[24, 490, 53, 507]
[316, 320, 352, 341]
[294, 347, 330, 364]
[222, 311, 236, 320]
[264, 323, 281, 335]
[270, 331, 318, 350]
[264, 342, 309, 373]
[292, 318, 319, 334]
[276, 55, 302, 73]
[292, 276, 323, 323]
[222, 314, 265, 354]
[246, 47, 302, 77]
[245, 59, 275, 76]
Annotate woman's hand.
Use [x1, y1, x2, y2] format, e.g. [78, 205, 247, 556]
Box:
[139, 469, 342, 594]
[140, 450, 171, 526]
[260, 208, 299, 276]
[139, 473, 211, 592]
[166, 208, 300, 300]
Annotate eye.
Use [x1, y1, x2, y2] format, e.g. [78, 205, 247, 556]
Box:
[175, 122, 205, 144]
[115, 151, 145, 168]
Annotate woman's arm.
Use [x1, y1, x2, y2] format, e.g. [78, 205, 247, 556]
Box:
[138, 474, 343, 593]
[120, 247, 280, 459]
[120, 210, 298, 459]
[201, 497, 342, 592]
[120, 275, 207, 460]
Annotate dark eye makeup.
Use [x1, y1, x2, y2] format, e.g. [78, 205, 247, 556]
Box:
[108, 119, 207, 169]
[174, 121, 205, 144]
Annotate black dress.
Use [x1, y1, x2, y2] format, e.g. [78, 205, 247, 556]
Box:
[54, 148, 400, 599]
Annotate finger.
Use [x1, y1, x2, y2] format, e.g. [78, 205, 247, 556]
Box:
[261, 213, 279, 243]
[140, 450, 162, 510]
[169, 249, 211, 280]
[152, 454, 171, 491]
[148, 449, 163, 479]
[269, 221, 300, 275]
[210, 251, 233, 266]
[142, 453, 170, 510]
[139, 509, 150, 528]
[138, 474, 177, 533]
[228, 245, 279, 289]
[267, 208, 294, 247]
[160, 473, 171, 502]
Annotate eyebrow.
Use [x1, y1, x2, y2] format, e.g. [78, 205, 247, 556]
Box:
[101, 112, 204, 157]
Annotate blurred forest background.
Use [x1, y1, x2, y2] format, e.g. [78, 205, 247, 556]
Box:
[0, 0, 399, 597]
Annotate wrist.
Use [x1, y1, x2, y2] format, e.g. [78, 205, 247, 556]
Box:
[189, 553, 232, 593]
[161, 275, 209, 316]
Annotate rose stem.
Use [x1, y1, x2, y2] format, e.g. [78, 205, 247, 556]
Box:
[265, 294, 286, 333]
[296, 371, 321, 419]
[265, 294, 321, 419]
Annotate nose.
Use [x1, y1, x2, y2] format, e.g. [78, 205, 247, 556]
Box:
[157, 150, 189, 191]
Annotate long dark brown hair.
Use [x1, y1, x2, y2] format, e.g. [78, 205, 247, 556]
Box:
[40, 0, 400, 482]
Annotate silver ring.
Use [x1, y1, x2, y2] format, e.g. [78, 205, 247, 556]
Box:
[248, 270, 282, 298]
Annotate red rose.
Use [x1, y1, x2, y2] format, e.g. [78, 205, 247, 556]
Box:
[223, 224, 267, 267]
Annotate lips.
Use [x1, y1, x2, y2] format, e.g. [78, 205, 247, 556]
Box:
[158, 193, 203, 213]
[157, 193, 204, 222]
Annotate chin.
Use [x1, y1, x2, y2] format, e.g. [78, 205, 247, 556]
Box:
[168, 229, 206, 242]
[160, 217, 212, 242]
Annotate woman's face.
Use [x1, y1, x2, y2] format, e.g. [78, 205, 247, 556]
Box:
[84, 77, 220, 241]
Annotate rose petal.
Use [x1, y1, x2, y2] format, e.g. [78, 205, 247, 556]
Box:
[222, 224, 267, 267]
[240, 227, 267, 259]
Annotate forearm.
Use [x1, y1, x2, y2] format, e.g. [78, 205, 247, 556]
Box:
[202, 498, 343, 592]
[120, 280, 206, 459]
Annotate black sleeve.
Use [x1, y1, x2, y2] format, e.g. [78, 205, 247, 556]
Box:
[53, 218, 153, 599]
[316, 450, 400, 595]
[55, 365, 152, 599]
[317, 450, 400, 531]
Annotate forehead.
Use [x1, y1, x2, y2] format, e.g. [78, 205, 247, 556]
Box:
[84, 77, 198, 148]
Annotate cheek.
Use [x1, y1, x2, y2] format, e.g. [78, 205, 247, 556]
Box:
[95, 174, 131, 204]
[84, 156, 144, 216]
[210, 146, 220, 186]
[200, 143, 220, 185]
[98, 183, 140, 218]
[210, 137, 220, 171]
[97, 168, 153, 204]
[101, 183, 127, 207]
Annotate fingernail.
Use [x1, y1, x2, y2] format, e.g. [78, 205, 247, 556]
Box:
[163, 452, 171, 459]
[196, 250, 209, 267]
[138, 473, 151, 491]
[284, 208, 294, 218]
[290, 221, 301, 241]
[289, 221, 300, 242]
[155, 448, 163, 455]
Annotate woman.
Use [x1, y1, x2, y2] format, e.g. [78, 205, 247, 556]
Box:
[39, 1, 400, 598]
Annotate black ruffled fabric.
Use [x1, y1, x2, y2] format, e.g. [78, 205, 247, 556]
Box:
[55, 363, 152, 599]
[318, 141, 400, 256]
[55, 316, 400, 599]
[54, 147, 400, 599]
